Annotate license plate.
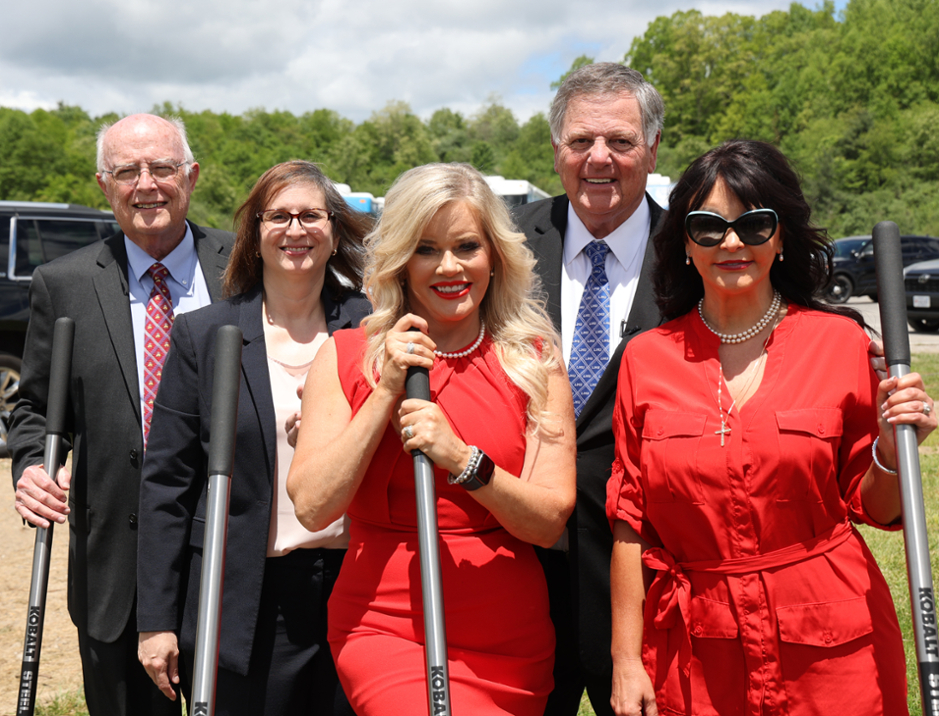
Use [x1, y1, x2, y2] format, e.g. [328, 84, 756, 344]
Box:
[913, 295, 931, 308]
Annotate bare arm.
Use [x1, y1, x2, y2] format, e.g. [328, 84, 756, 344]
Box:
[861, 372, 936, 524]
[287, 316, 436, 531]
[399, 357, 576, 547]
[610, 520, 657, 716]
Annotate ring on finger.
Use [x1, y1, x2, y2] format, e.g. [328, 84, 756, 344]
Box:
[406, 342, 416, 355]
[924, 402, 932, 416]
[403, 425, 414, 440]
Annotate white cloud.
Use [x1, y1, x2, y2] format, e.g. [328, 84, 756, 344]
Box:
[0, 0, 810, 123]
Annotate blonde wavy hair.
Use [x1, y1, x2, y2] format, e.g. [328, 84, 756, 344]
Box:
[361, 163, 562, 431]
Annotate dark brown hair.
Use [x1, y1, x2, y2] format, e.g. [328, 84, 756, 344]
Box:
[654, 139, 866, 328]
[223, 160, 371, 297]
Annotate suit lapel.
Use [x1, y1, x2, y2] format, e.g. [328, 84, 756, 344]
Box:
[92, 235, 141, 422]
[236, 288, 276, 483]
[192, 222, 230, 301]
[525, 196, 569, 331]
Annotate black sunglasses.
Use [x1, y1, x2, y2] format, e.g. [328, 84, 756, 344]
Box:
[685, 208, 779, 247]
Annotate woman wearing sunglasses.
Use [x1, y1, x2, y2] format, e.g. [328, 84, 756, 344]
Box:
[607, 139, 935, 715]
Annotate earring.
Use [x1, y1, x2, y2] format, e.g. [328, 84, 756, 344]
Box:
[490, 270, 494, 276]
[331, 249, 338, 256]
[685, 255, 691, 266]
[778, 252, 784, 262]
[255, 251, 260, 258]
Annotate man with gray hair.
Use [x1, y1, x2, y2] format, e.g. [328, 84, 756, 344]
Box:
[514, 63, 665, 716]
[11, 113, 233, 716]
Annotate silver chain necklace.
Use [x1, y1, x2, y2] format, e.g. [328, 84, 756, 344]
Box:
[715, 313, 781, 447]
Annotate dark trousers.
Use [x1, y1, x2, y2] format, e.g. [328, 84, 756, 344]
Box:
[181, 548, 354, 716]
[77, 607, 180, 716]
[537, 547, 614, 716]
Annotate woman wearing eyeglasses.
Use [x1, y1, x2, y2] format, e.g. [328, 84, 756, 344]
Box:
[607, 140, 935, 716]
[136, 160, 371, 715]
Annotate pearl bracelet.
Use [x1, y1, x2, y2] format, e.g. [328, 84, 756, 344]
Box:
[871, 437, 898, 475]
[449, 445, 481, 485]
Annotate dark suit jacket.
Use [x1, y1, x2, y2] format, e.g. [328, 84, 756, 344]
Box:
[9, 221, 233, 643]
[514, 194, 664, 680]
[136, 285, 371, 676]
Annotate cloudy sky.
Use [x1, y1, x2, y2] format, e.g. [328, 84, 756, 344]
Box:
[1, 0, 847, 124]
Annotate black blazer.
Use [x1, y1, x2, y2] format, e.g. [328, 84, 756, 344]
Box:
[514, 194, 665, 679]
[9, 222, 232, 643]
[136, 285, 371, 676]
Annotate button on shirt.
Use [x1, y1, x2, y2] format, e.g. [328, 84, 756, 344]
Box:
[560, 197, 651, 364]
[126, 226, 212, 440]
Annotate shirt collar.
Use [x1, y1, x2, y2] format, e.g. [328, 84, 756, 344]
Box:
[125, 223, 197, 287]
[563, 196, 652, 267]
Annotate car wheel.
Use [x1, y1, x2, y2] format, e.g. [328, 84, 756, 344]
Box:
[0, 353, 22, 458]
[826, 274, 854, 304]
[908, 318, 939, 333]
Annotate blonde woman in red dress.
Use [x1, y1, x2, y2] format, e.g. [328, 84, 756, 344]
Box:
[288, 163, 576, 716]
[608, 140, 936, 715]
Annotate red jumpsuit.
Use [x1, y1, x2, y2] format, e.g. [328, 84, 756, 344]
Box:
[607, 305, 907, 715]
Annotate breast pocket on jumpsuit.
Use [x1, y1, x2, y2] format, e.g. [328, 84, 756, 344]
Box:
[641, 411, 707, 504]
[774, 408, 843, 502]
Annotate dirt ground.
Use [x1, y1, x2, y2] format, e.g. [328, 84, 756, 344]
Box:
[0, 459, 83, 715]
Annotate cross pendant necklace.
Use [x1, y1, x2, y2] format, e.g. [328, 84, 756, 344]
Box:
[711, 300, 783, 448]
[716, 366, 736, 447]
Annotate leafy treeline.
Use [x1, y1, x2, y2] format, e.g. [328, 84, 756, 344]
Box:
[0, 99, 560, 230]
[1, 0, 937, 237]
[633, 0, 939, 237]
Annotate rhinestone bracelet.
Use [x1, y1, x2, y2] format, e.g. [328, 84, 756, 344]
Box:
[449, 445, 481, 485]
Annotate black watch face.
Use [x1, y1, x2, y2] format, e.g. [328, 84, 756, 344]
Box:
[477, 453, 495, 485]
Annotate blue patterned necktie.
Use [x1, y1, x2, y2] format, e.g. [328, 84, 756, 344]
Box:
[569, 241, 610, 418]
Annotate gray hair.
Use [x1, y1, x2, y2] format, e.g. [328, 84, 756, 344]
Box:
[548, 62, 665, 148]
[96, 115, 195, 176]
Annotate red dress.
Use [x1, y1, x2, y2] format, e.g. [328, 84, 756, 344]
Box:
[607, 305, 908, 715]
[329, 328, 554, 716]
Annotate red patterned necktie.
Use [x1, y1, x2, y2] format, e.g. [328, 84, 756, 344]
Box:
[143, 262, 174, 447]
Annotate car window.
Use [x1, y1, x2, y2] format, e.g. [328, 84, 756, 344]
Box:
[14, 218, 114, 277]
[0, 217, 9, 276]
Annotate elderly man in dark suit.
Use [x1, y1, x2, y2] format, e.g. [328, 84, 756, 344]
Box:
[10, 113, 233, 716]
[513, 63, 665, 716]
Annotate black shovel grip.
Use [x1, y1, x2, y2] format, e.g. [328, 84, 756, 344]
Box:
[873, 221, 911, 367]
[207, 325, 243, 477]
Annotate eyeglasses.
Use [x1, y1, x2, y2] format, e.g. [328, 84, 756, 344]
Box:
[685, 208, 779, 247]
[101, 161, 188, 185]
[257, 209, 332, 230]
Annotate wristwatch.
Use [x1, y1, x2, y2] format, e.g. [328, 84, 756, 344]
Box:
[448, 445, 495, 491]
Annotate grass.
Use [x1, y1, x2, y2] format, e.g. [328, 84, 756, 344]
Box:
[30, 357, 939, 716]
[33, 689, 87, 716]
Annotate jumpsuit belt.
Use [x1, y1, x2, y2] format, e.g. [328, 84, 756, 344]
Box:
[641, 520, 853, 676]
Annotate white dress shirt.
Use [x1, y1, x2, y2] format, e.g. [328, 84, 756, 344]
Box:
[560, 197, 652, 364]
[126, 226, 212, 439]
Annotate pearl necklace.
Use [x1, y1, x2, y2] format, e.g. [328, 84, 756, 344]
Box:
[434, 322, 486, 359]
[699, 291, 781, 344]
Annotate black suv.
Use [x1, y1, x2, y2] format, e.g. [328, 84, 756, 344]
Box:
[0, 201, 120, 454]
[826, 234, 939, 304]
[904, 258, 939, 332]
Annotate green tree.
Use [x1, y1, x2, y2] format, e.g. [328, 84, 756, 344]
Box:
[551, 55, 595, 90]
